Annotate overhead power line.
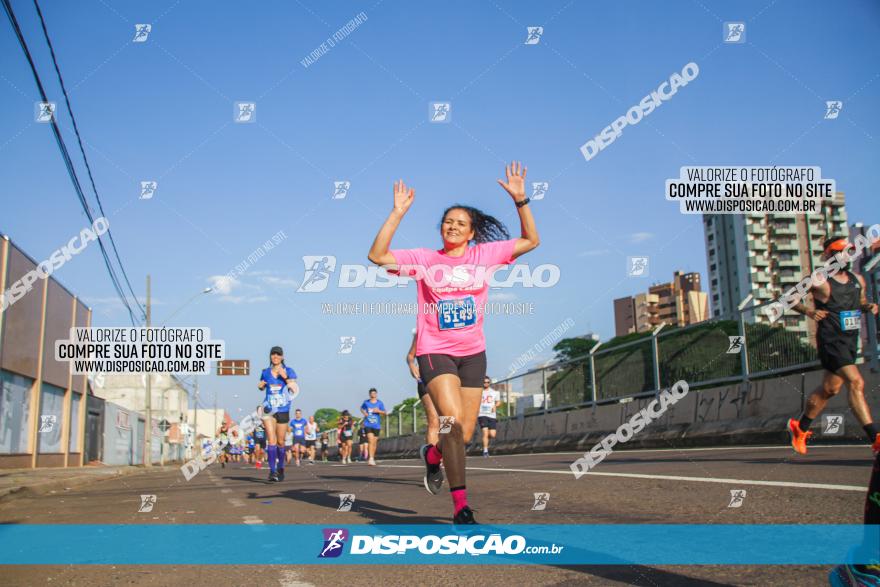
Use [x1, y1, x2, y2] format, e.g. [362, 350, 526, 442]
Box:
[2, 0, 142, 324]
[31, 0, 145, 322]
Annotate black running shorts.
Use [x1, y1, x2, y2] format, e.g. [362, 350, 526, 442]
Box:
[817, 332, 858, 373]
[478, 416, 497, 430]
[416, 351, 487, 389]
[265, 411, 290, 424]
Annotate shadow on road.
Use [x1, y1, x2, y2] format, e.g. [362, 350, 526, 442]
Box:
[242, 487, 448, 524]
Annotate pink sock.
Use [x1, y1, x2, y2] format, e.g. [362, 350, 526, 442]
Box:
[426, 445, 442, 465]
[451, 488, 468, 514]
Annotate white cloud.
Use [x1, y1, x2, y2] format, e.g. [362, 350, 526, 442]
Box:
[629, 232, 653, 243]
[208, 275, 239, 295]
[577, 249, 610, 257]
[219, 295, 269, 304]
[261, 276, 300, 288]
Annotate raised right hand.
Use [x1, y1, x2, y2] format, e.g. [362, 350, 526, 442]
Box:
[393, 179, 415, 214]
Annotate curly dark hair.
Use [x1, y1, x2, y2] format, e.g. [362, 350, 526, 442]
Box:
[440, 205, 510, 244]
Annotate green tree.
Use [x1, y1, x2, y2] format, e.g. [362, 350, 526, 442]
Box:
[553, 336, 600, 362]
[314, 408, 340, 430]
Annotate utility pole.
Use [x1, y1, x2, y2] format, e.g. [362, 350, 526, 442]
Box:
[144, 275, 152, 467]
[159, 386, 166, 466]
[193, 375, 199, 457]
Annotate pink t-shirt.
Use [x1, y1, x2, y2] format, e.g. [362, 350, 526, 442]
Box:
[391, 239, 517, 357]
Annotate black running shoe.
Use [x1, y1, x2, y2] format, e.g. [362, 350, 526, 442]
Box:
[452, 506, 477, 525]
[277, 468, 285, 482]
[268, 471, 279, 482]
[420, 444, 444, 495]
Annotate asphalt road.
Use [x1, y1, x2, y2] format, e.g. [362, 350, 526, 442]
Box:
[0, 444, 875, 586]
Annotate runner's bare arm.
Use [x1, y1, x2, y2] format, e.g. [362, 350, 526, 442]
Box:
[368, 180, 414, 268]
[497, 161, 539, 259]
[407, 333, 420, 379]
[857, 274, 879, 315]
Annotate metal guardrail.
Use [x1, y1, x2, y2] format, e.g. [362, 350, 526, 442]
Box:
[379, 297, 879, 437]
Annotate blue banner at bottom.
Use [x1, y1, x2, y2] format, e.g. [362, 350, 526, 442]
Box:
[0, 524, 877, 565]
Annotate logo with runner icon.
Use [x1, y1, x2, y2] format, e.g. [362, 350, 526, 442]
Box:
[438, 416, 455, 434]
[727, 336, 744, 354]
[140, 181, 157, 200]
[337, 494, 356, 512]
[531, 182, 549, 201]
[824, 101, 843, 120]
[297, 255, 337, 293]
[822, 414, 844, 436]
[333, 181, 351, 200]
[723, 22, 745, 43]
[338, 336, 356, 354]
[138, 494, 157, 513]
[532, 492, 550, 511]
[727, 489, 746, 508]
[429, 102, 451, 123]
[524, 26, 544, 45]
[318, 528, 349, 558]
[39, 415, 56, 433]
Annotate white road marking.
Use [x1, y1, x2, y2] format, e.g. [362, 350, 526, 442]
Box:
[221, 488, 232, 493]
[377, 464, 868, 492]
[228, 498, 245, 507]
[279, 569, 316, 587]
[242, 515, 263, 524]
[392, 444, 872, 462]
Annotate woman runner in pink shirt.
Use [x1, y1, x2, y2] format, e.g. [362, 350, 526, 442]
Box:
[368, 161, 540, 524]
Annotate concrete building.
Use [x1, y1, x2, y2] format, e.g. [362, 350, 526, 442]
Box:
[703, 192, 848, 333]
[633, 292, 660, 333]
[188, 408, 229, 444]
[615, 272, 707, 337]
[0, 234, 90, 468]
[91, 373, 191, 461]
[613, 296, 637, 337]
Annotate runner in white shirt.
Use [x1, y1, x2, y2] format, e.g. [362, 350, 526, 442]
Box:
[478, 376, 501, 457]
[304, 416, 318, 464]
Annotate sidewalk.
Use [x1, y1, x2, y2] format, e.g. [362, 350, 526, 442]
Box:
[0, 463, 177, 503]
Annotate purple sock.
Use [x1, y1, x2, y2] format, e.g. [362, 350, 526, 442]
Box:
[267, 445, 277, 472]
[276, 445, 285, 470]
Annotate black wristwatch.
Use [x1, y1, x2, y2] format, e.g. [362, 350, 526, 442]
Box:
[515, 197, 531, 208]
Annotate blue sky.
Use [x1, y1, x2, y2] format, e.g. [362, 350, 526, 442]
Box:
[2, 0, 878, 419]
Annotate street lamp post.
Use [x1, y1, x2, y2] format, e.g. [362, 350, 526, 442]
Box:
[144, 275, 152, 466]
[154, 286, 213, 466]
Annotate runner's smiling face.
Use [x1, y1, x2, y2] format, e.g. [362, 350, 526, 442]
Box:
[441, 208, 475, 249]
[270, 352, 283, 366]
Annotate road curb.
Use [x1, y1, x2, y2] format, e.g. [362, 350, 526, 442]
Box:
[0, 465, 177, 504]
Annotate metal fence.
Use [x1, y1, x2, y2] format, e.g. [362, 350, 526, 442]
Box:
[379, 299, 879, 436]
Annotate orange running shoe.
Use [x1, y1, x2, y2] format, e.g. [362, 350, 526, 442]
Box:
[788, 418, 812, 455]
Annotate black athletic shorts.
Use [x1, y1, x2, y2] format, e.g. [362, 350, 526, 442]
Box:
[293, 438, 305, 447]
[478, 416, 497, 430]
[305, 439, 315, 448]
[416, 351, 486, 388]
[267, 411, 290, 424]
[817, 332, 858, 373]
[417, 379, 428, 399]
[364, 426, 381, 437]
[255, 437, 266, 448]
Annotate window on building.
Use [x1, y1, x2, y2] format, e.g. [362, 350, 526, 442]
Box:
[38, 383, 65, 454]
[69, 393, 81, 453]
[0, 371, 32, 454]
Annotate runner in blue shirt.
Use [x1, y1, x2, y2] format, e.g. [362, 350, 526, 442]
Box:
[258, 346, 299, 482]
[360, 388, 386, 466]
[290, 409, 307, 467]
